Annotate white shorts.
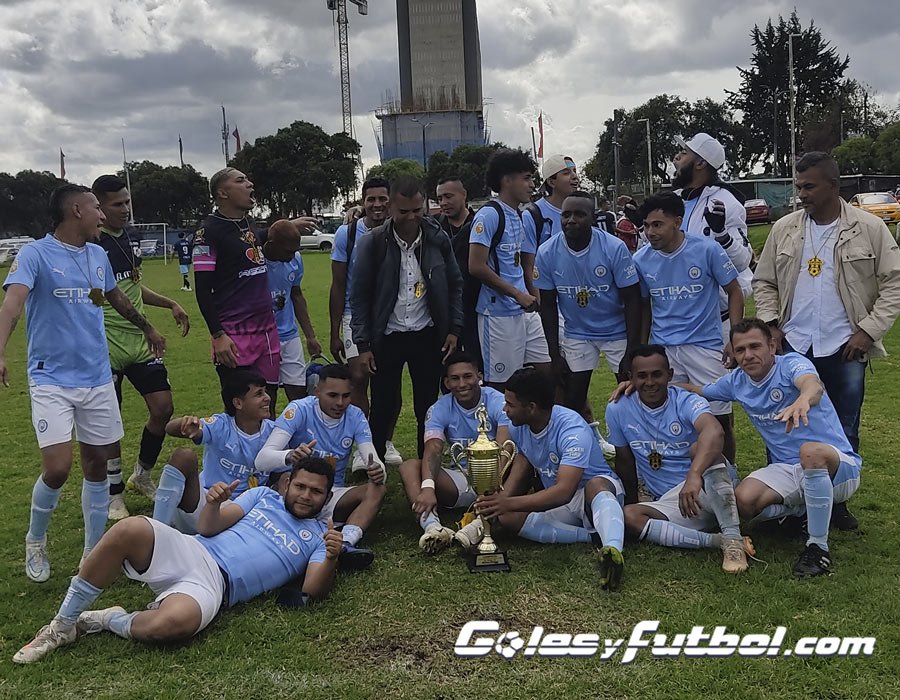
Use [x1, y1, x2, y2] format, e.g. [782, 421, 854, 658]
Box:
[123, 517, 226, 634]
[561, 337, 627, 374]
[746, 447, 861, 509]
[478, 312, 551, 383]
[544, 475, 625, 531]
[666, 344, 732, 415]
[443, 467, 476, 509]
[320, 485, 355, 520]
[642, 466, 739, 531]
[279, 336, 307, 386]
[341, 313, 359, 360]
[29, 382, 125, 449]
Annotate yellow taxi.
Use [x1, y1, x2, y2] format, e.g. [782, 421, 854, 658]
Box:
[849, 192, 900, 225]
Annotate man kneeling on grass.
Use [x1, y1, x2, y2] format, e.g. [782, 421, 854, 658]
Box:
[13, 457, 342, 664]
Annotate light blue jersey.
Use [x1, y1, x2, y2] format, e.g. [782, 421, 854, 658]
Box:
[606, 387, 712, 499]
[534, 228, 639, 341]
[266, 253, 304, 342]
[470, 200, 533, 317]
[423, 387, 510, 469]
[197, 487, 327, 607]
[509, 405, 613, 490]
[4, 235, 116, 388]
[703, 353, 861, 467]
[195, 414, 276, 494]
[523, 197, 563, 251]
[632, 234, 737, 349]
[331, 219, 369, 314]
[274, 395, 372, 487]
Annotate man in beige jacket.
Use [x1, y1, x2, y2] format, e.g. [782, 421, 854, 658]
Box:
[753, 152, 900, 529]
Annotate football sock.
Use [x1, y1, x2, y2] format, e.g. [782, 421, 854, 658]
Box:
[341, 524, 364, 547]
[137, 427, 165, 472]
[803, 468, 832, 551]
[590, 490, 625, 551]
[82, 479, 110, 551]
[419, 511, 439, 531]
[107, 611, 140, 639]
[642, 519, 715, 549]
[702, 463, 742, 540]
[518, 512, 591, 543]
[153, 465, 186, 525]
[107, 457, 125, 496]
[27, 477, 62, 542]
[55, 576, 103, 625]
[750, 503, 797, 524]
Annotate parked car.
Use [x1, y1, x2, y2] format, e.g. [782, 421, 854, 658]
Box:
[300, 228, 335, 251]
[849, 192, 900, 226]
[744, 198, 770, 224]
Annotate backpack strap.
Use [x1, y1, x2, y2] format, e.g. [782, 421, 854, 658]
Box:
[346, 218, 359, 261]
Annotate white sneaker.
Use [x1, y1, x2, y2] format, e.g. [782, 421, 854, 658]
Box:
[25, 538, 50, 583]
[127, 469, 157, 500]
[350, 450, 367, 473]
[76, 606, 127, 636]
[453, 518, 484, 552]
[384, 441, 402, 467]
[13, 619, 77, 664]
[418, 523, 455, 554]
[108, 493, 129, 521]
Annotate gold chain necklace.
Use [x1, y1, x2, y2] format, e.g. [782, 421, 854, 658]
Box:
[104, 229, 142, 282]
[806, 218, 838, 278]
[643, 394, 669, 471]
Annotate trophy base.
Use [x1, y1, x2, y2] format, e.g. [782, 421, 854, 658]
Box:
[468, 549, 511, 573]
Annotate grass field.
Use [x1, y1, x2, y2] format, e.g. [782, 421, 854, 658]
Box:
[1, 243, 899, 699]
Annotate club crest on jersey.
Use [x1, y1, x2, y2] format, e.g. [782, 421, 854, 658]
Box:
[298, 529, 312, 541]
[549, 452, 560, 464]
[96, 266, 105, 280]
[688, 266, 701, 279]
[194, 228, 205, 244]
[594, 265, 607, 278]
[474, 222, 484, 235]
[283, 407, 296, 421]
[576, 287, 590, 307]
[341, 436, 353, 449]
[770, 388, 784, 402]
[37, 419, 48, 433]
[533, 266, 540, 280]
[669, 422, 683, 436]
[494, 362, 505, 374]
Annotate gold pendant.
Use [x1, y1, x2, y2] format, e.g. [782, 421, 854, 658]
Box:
[88, 287, 105, 306]
[648, 450, 663, 470]
[513, 251, 521, 267]
[131, 268, 142, 283]
[414, 280, 425, 299]
[248, 475, 258, 489]
[807, 256, 823, 277]
[576, 287, 590, 307]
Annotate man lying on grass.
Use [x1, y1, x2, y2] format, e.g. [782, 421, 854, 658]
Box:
[14, 457, 342, 664]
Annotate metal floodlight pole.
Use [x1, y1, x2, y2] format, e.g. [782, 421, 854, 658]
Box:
[637, 118, 651, 196]
[789, 32, 801, 210]
[121, 138, 135, 225]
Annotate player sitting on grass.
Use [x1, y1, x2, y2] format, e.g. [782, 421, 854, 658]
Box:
[397, 351, 511, 554]
[13, 457, 342, 664]
[607, 345, 753, 573]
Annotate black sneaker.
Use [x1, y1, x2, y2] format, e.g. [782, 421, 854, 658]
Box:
[338, 544, 375, 572]
[792, 543, 832, 578]
[596, 546, 624, 592]
[830, 501, 859, 531]
[276, 586, 311, 608]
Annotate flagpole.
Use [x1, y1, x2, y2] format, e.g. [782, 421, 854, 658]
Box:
[178, 134, 185, 168]
[531, 127, 537, 162]
[222, 106, 230, 164]
[122, 138, 135, 225]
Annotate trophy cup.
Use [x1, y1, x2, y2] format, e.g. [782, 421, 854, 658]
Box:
[449, 405, 517, 573]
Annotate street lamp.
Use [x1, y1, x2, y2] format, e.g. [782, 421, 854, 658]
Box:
[788, 32, 802, 210]
[409, 116, 433, 172]
[637, 118, 652, 197]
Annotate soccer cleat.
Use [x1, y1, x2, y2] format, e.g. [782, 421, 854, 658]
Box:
[597, 545, 624, 592]
[350, 450, 367, 472]
[720, 536, 754, 574]
[76, 606, 127, 636]
[338, 543, 375, 572]
[25, 538, 50, 583]
[108, 493, 129, 521]
[13, 619, 77, 664]
[830, 501, 859, 531]
[127, 470, 157, 500]
[418, 523, 455, 554]
[792, 543, 832, 578]
[384, 441, 402, 467]
[453, 518, 484, 552]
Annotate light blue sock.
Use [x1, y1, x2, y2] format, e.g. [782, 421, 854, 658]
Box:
[107, 610, 140, 639]
[750, 503, 800, 524]
[590, 491, 625, 551]
[643, 519, 715, 549]
[418, 511, 439, 531]
[341, 524, 364, 547]
[153, 465, 186, 526]
[518, 512, 591, 543]
[803, 468, 832, 550]
[702, 464, 741, 540]
[27, 477, 62, 542]
[82, 479, 109, 551]
[55, 575, 103, 625]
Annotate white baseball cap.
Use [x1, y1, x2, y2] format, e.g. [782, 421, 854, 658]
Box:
[542, 154, 577, 181]
[675, 133, 726, 170]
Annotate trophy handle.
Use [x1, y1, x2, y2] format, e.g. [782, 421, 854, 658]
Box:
[449, 442, 468, 470]
[497, 440, 517, 483]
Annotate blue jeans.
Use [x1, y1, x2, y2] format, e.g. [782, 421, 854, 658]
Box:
[784, 341, 866, 452]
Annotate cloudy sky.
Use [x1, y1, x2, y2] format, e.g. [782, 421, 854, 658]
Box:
[2, 0, 898, 190]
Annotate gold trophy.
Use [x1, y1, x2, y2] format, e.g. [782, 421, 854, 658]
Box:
[450, 406, 517, 573]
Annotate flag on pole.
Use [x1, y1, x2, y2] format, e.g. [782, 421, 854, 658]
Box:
[59, 148, 66, 179]
[537, 112, 544, 159]
[178, 134, 184, 167]
[233, 127, 241, 153]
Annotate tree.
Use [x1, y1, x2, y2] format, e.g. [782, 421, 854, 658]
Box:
[729, 11, 850, 176]
[831, 136, 877, 174]
[424, 142, 509, 199]
[0, 170, 67, 236]
[122, 161, 209, 227]
[229, 121, 360, 218]
[874, 123, 900, 174]
[365, 158, 425, 184]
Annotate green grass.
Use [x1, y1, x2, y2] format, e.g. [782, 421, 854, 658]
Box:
[1, 251, 898, 699]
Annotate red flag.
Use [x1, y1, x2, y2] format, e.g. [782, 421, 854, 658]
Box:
[59, 148, 66, 179]
[232, 127, 241, 153]
[537, 112, 544, 159]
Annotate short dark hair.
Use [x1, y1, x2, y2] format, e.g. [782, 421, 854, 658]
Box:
[729, 317, 773, 343]
[437, 175, 465, 189]
[485, 149, 537, 193]
[91, 175, 128, 200]
[638, 191, 685, 220]
[505, 367, 554, 410]
[443, 351, 479, 377]
[317, 363, 352, 384]
[290, 456, 336, 493]
[389, 176, 425, 199]
[49, 184, 92, 228]
[221, 370, 268, 416]
[362, 177, 390, 197]
[795, 151, 840, 180]
[626, 344, 670, 369]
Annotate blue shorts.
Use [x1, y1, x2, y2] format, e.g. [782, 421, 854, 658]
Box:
[179, 264, 190, 274]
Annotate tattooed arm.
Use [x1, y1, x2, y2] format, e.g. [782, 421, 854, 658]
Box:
[106, 286, 167, 356]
